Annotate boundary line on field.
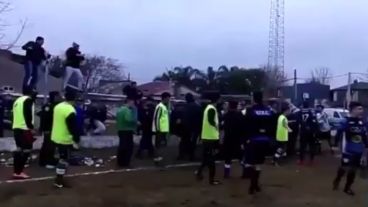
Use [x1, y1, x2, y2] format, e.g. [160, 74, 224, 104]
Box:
[0, 162, 201, 185]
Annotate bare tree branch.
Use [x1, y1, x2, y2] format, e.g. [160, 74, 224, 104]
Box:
[308, 67, 332, 85]
[4, 19, 27, 49]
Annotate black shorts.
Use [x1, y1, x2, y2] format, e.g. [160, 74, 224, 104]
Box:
[13, 129, 33, 150]
[341, 153, 362, 168]
[244, 140, 270, 165]
[317, 131, 331, 140]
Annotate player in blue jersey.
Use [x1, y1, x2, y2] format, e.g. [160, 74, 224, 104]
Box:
[333, 102, 368, 196]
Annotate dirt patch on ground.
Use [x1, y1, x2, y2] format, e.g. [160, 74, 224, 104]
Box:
[0, 155, 366, 207]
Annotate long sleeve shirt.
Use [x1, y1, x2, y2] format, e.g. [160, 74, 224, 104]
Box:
[23, 98, 34, 130]
[116, 106, 138, 132]
[66, 113, 80, 143]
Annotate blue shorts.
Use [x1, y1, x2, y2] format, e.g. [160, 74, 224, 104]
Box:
[341, 153, 362, 168]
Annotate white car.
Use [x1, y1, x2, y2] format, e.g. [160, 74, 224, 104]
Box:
[323, 108, 349, 129]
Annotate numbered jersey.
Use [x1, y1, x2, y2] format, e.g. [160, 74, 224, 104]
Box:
[343, 117, 368, 154]
[299, 108, 317, 132]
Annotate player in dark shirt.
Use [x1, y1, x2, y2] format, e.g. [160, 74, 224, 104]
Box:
[298, 101, 318, 165]
[223, 100, 243, 178]
[333, 102, 368, 196]
[243, 91, 276, 195]
[38, 91, 62, 167]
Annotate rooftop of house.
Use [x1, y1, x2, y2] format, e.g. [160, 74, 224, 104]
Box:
[138, 81, 172, 95]
[332, 81, 368, 91]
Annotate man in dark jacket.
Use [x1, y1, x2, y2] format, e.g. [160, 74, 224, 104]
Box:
[64, 43, 85, 91]
[223, 100, 243, 178]
[22, 36, 47, 91]
[178, 93, 202, 161]
[136, 97, 155, 158]
[38, 91, 62, 168]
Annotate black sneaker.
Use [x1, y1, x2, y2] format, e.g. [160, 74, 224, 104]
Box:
[344, 188, 355, 196]
[195, 171, 204, 181]
[209, 180, 221, 185]
[333, 180, 339, 191]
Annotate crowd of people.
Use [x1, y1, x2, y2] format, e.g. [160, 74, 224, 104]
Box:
[4, 36, 367, 196]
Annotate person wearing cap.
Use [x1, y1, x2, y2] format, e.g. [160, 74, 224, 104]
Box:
[51, 89, 80, 188]
[22, 36, 47, 91]
[116, 96, 138, 167]
[152, 92, 171, 165]
[38, 91, 62, 168]
[64, 42, 85, 91]
[12, 87, 37, 179]
[195, 91, 221, 185]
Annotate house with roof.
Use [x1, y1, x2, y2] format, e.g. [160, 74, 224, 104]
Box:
[330, 80, 368, 107]
[279, 82, 330, 106]
[138, 81, 200, 99]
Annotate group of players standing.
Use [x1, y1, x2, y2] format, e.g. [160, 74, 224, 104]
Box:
[192, 91, 367, 196]
[9, 83, 368, 195]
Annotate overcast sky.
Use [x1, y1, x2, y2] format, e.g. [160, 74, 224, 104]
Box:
[4, 0, 368, 86]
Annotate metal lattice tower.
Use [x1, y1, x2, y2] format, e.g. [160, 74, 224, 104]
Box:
[268, 0, 285, 72]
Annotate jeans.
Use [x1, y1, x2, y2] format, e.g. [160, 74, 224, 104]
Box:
[39, 132, 56, 166]
[63, 66, 84, 91]
[117, 131, 134, 167]
[23, 61, 39, 91]
[92, 120, 106, 134]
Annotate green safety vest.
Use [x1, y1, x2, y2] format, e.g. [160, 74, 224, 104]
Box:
[152, 102, 169, 133]
[12, 96, 34, 130]
[276, 114, 288, 142]
[201, 104, 219, 140]
[51, 102, 76, 145]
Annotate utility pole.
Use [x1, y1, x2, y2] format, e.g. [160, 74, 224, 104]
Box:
[293, 69, 297, 104]
[346, 72, 352, 109]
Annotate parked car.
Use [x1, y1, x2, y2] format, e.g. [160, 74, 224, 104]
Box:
[323, 108, 348, 129]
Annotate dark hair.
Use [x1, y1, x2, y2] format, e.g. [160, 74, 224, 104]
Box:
[202, 91, 220, 103]
[281, 102, 290, 113]
[185, 93, 194, 103]
[36, 36, 44, 41]
[316, 104, 324, 110]
[161, 92, 171, 99]
[49, 91, 60, 102]
[126, 94, 135, 101]
[228, 100, 238, 110]
[64, 90, 77, 101]
[349, 101, 362, 111]
[253, 91, 263, 104]
[302, 100, 309, 108]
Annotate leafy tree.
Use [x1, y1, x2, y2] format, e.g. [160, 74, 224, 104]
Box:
[154, 65, 269, 94]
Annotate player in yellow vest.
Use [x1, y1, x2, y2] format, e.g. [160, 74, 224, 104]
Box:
[152, 92, 171, 164]
[51, 90, 80, 188]
[273, 103, 292, 166]
[12, 88, 37, 179]
[195, 91, 221, 185]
